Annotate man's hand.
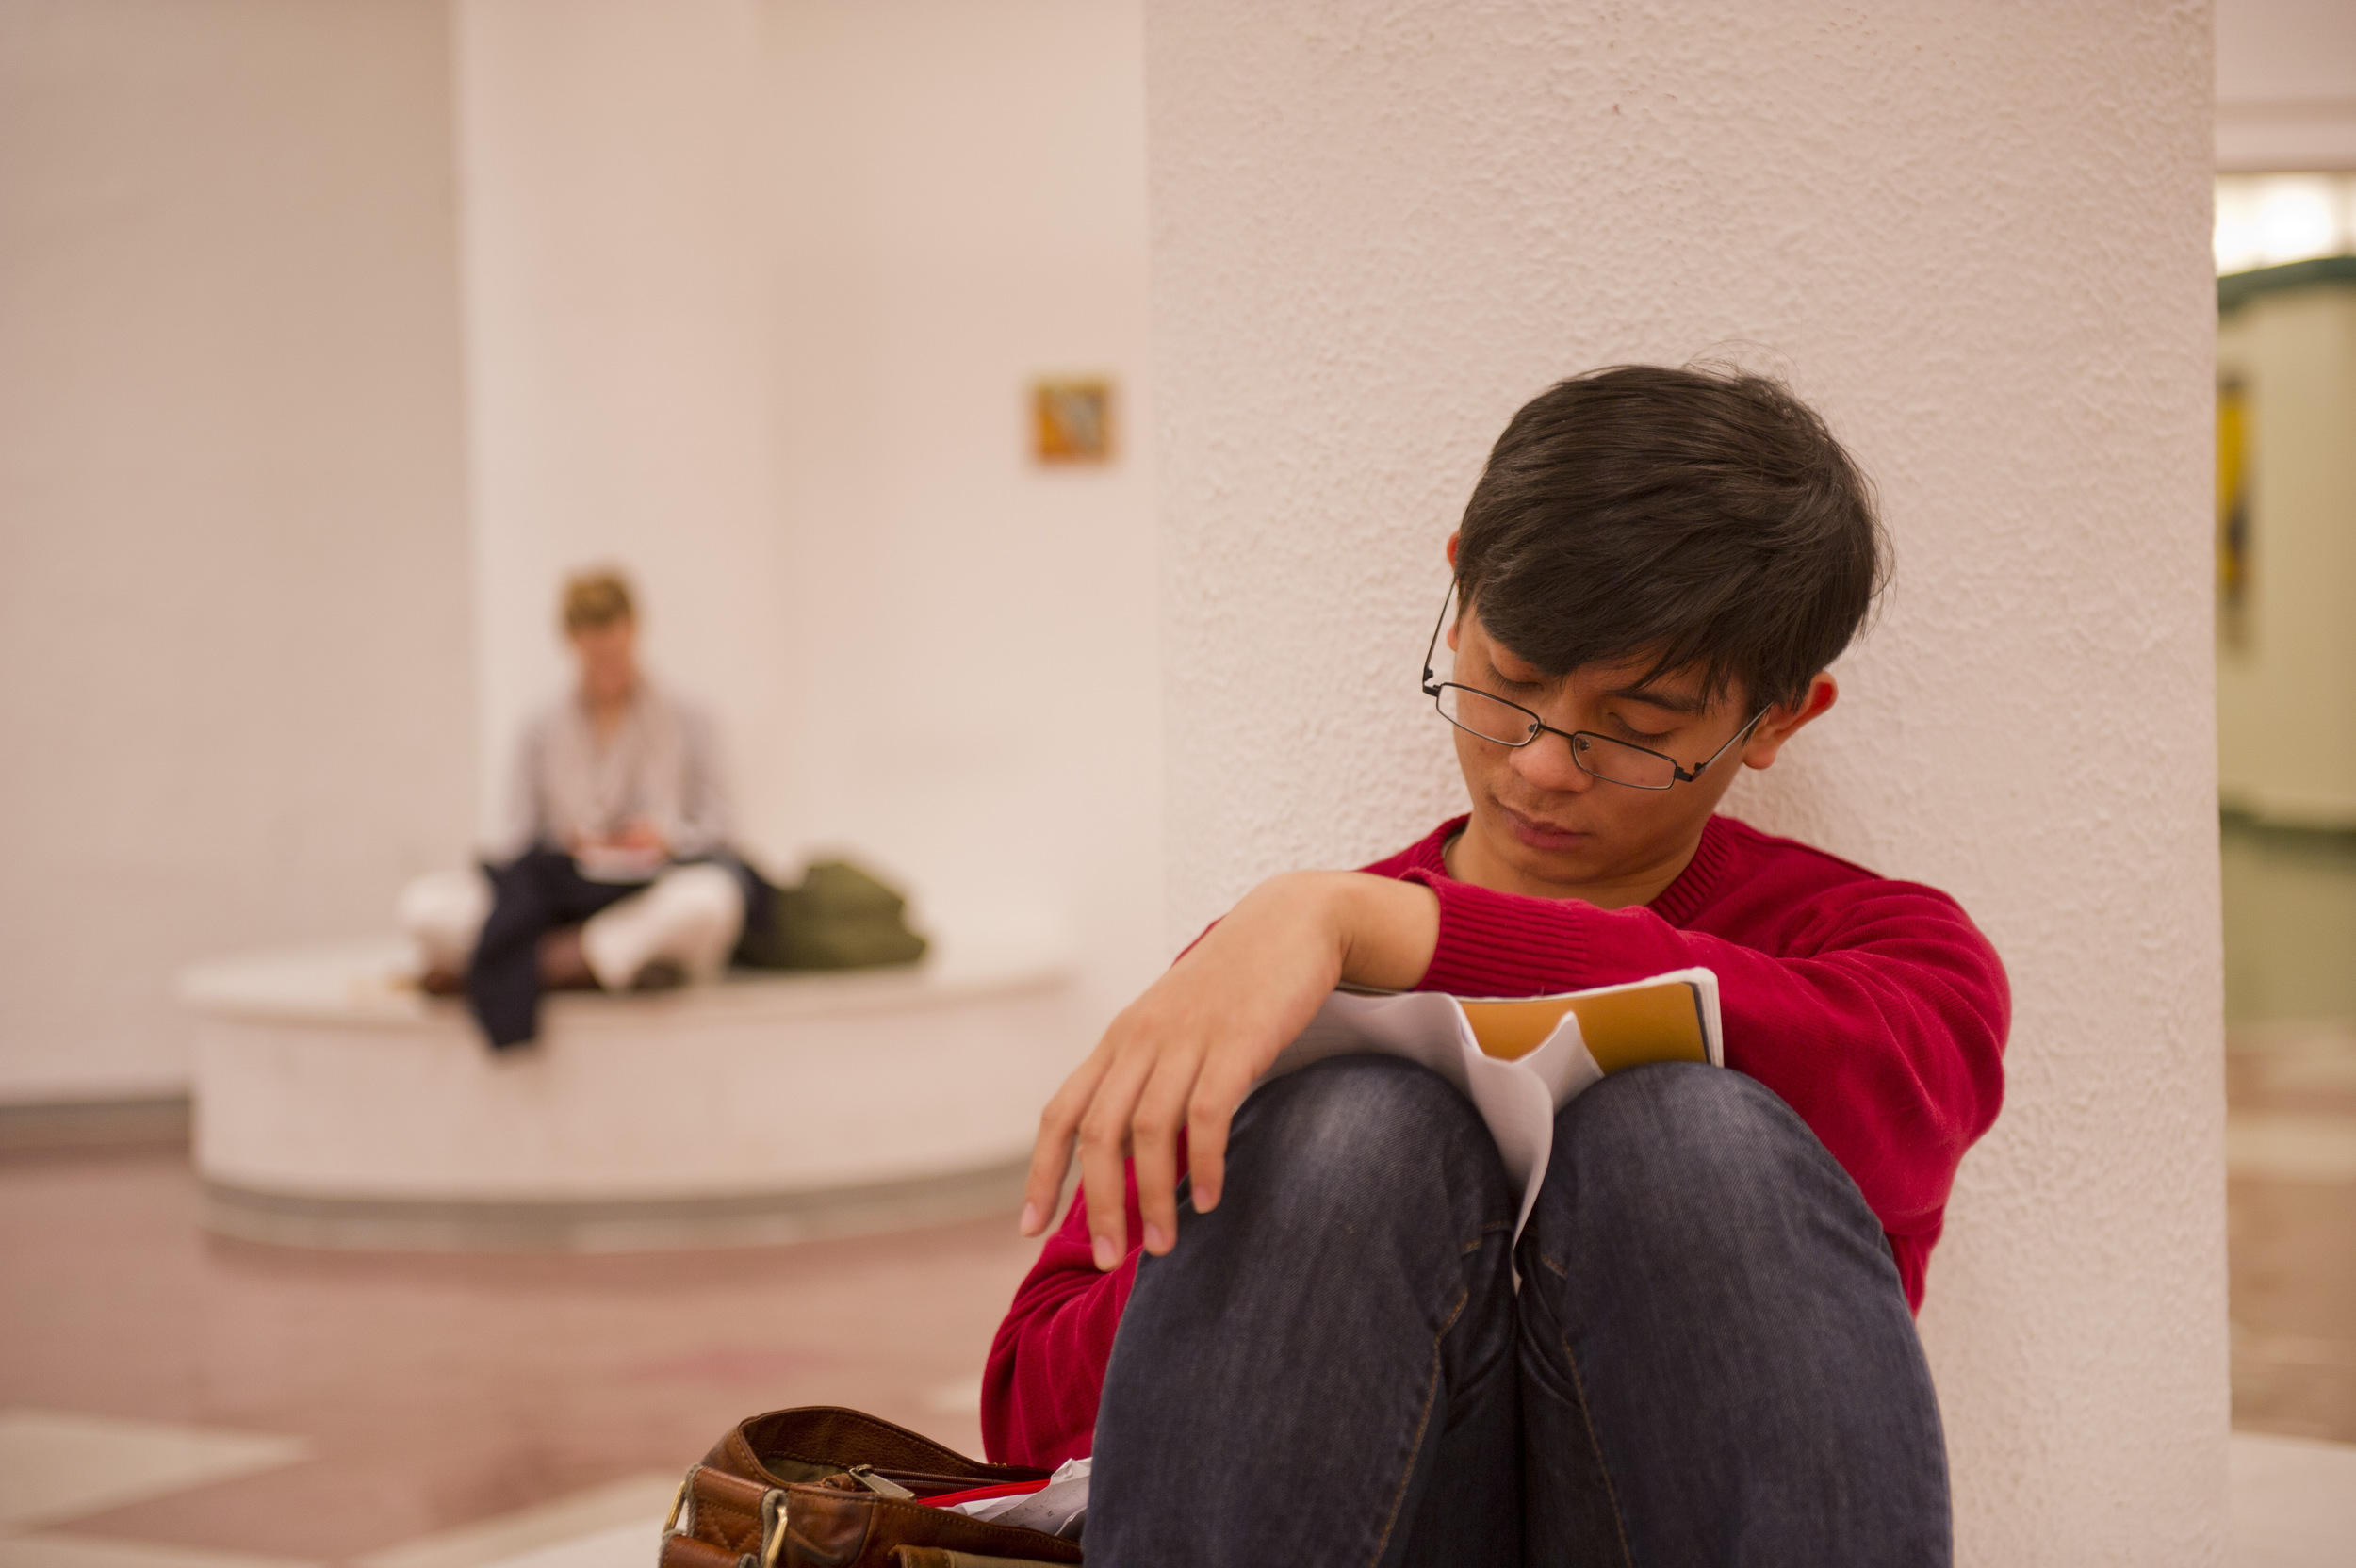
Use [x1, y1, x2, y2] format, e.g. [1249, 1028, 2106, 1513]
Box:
[606, 817, 669, 857]
[572, 820, 669, 861]
[1020, 870, 1441, 1269]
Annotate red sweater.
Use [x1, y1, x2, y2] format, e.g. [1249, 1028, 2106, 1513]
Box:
[981, 813, 2008, 1468]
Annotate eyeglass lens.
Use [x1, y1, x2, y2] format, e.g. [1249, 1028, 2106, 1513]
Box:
[1432, 687, 1677, 788]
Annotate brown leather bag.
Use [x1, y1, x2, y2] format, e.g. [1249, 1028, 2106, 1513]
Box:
[658, 1407, 1085, 1568]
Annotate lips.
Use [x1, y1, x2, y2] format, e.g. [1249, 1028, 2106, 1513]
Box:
[1497, 802, 1588, 851]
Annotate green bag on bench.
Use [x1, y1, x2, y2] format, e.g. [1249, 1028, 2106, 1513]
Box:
[739, 859, 929, 972]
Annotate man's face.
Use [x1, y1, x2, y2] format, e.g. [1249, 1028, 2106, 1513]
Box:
[1443, 609, 1775, 902]
[569, 617, 639, 705]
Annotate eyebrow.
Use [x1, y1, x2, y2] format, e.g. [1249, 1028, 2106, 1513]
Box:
[1603, 683, 1707, 715]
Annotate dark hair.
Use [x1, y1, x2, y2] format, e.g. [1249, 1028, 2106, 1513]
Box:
[1454, 364, 1886, 710]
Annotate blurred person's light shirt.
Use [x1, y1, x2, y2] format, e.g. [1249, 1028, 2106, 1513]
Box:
[492, 681, 732, 865]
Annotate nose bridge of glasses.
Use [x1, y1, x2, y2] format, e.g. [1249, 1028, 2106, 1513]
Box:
[1510, 728, 1609, 799]
[1552, 722, 1623, 784]
[1530, 716, 1582, 752]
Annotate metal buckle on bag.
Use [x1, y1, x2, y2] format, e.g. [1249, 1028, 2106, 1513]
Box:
[663, 1465, 699, 1538]
[756, 1487, 790, 1568]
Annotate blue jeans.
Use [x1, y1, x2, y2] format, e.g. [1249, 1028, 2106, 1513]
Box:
[467, 849, 646, 1050]
[1088, 1057, 1949, 1566]
[466, 847, 764, 1050]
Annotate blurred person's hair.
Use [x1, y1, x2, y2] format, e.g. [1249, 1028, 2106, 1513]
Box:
[561, 569, 637, 633]
[1455, 363, 1887, 710]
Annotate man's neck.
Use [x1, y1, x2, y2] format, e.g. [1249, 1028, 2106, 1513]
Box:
[581, 680, 637, 740]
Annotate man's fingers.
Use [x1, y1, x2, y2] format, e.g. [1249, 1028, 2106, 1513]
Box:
[1076, 1039, 1158, 1269]
[1185, 1051, 1259, 1214]
[1129, 1044, 1206, 1255]
[1020, 1049, 1111, 1235]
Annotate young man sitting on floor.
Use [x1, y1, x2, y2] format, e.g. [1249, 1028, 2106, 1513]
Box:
[983, 365, 2009, 1566]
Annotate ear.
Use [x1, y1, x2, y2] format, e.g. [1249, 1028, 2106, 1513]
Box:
[1741, 673, 1838, 771]
[1442, 532, 1468, 652]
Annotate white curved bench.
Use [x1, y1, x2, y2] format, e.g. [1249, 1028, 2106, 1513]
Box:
[180, 931, 1081, 1251]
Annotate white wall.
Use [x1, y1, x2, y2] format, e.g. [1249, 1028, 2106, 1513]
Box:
[1144, 2, 2224, 1562]
[0, 0, 1163, 1104]
[0, 0, 478, 1102]
[457, 0, 1166, 1037]
[2217, 284, 2356, 825]
[454, 0, 798, 861]
[762, 0, 1166, 1028]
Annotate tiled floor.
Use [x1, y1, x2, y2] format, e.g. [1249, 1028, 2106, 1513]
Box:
[2220, 817, 2356, 1452]
[0, 1413, 307, 1534]
[0, 1152, 1033, 1566]
[4, 1126, 2353, 1566]
[2229, 1433, 2356, 1568]
[2226, 1024, 2356, 1446]
[348, 1475, 680, 1568]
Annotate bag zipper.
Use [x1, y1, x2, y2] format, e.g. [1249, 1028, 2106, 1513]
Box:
[843, 1465, 915, 1499]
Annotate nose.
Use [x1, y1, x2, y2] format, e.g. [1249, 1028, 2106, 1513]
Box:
[1510, 728, 1595, 794]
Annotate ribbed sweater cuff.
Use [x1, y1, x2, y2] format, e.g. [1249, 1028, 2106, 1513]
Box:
[1400, 867, 1589, 998]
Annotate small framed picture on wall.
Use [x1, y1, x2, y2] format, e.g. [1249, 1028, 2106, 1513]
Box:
[1033, 377, 1114, 465]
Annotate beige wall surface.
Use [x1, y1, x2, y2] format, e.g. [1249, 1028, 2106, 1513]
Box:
[764, 0, 1168, 1037]
[2, 0, 1165, 1102]
[453, 0, 1166, 1039]
[453, 0, 796, 862]
[1146, 1, 2223, 1561]
[2217, 284, 2356, 825]
[2216, 0, 2356, 170]
[0, 0, 479, 1101]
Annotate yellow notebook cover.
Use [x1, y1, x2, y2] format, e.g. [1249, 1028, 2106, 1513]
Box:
[1457, 979, 1712, 1070]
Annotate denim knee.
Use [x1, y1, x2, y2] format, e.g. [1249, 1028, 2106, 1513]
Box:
[1226, 1055, 1505, 1240]
[1530, 1062, 1873, 1268]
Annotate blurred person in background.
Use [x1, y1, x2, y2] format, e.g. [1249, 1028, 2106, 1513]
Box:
[399, 569, 756, 1050]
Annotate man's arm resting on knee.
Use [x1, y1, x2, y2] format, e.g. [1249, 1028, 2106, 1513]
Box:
[1020, 871, 1441, 1272]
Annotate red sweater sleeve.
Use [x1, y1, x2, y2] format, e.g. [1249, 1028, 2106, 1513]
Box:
[1401, 865, 2008, 1308]
[981, 1163, 1145, 1466]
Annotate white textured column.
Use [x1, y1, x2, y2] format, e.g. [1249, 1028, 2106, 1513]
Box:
[1145, 4, 2222, 1563]
[453, 0, 793, 857]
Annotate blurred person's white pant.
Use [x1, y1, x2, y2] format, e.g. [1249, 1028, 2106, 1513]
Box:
[398, 862, 744, 989]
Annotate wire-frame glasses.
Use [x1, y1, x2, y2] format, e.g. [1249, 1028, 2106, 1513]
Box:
[1420, 580, 1768, 791]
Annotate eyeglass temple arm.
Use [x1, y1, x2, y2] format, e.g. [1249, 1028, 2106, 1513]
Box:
[1421, 580, 1457, 694]
[1674, 706, 1774, 781]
